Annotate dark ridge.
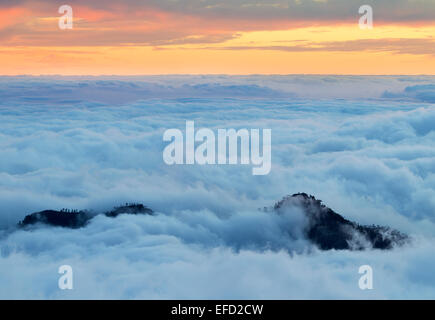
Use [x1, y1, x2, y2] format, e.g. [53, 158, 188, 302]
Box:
[16, 195, 407, 251]
[105, 203, 154, 217]
[18, 203, 153, 228]
[273, 193, 408, 250]
[18, 209, 91, 229]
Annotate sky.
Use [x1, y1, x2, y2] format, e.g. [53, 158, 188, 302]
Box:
[0, 0, 434, 75]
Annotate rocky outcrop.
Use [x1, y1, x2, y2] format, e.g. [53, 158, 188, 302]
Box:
[18, 209, 90, 229]
[105, 203, 153, 217]
[18, 203, 153, 228]
[273, 193, 408, 250]
[17, 194, 408, 251]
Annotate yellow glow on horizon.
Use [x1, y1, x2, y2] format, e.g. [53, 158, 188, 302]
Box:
[1, 24, 434, 75]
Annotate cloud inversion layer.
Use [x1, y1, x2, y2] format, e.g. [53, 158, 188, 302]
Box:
[0, 75, 434, 298]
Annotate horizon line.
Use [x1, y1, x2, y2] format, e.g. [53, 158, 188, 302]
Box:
[1, 74, 435, 77]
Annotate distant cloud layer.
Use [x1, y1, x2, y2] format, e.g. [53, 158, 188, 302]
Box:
[2, 0, 434, 22]
[220, 38, 435, 55]
[0, 0, 434, 46]
[0, 75, 434, 298]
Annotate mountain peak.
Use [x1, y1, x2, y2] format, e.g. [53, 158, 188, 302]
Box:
[273, 193, 408, 250]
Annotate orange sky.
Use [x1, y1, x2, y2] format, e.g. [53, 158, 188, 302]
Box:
[0, 1, 434, 75]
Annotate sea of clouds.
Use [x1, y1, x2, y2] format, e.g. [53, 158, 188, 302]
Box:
[0, 75, 434, 299]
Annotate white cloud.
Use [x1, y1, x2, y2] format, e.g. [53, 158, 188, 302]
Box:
[0, 75, 434, 298]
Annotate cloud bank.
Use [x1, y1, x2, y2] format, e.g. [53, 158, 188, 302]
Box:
[0, 75, 434, 299]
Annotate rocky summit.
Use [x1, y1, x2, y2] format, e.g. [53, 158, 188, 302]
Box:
[273, 193, 408, 250]
[18, 203, 154, 229]
[17, 194, 408, 251]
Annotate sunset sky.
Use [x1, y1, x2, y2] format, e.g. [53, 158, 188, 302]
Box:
[0, 0, 434, 75]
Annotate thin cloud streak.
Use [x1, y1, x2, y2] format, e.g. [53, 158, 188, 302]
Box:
[211, 38, 435, 56]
